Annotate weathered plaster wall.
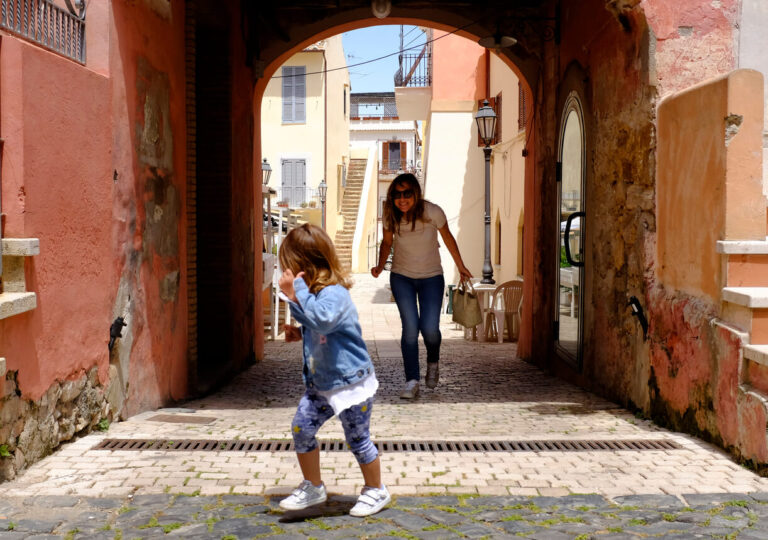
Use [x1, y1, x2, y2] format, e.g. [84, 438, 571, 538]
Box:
[643, 0, 739, 98]
[109, 0, 188, 416]
[652, 69, 767, 464]
[0, 2, 123, 480]
[542, 1, 657, 413]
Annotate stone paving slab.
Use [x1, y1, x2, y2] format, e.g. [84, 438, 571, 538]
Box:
[3, 273, 768, 536]
[1, 492, 768, 539]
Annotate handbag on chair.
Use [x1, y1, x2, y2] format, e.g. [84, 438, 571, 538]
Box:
[452, 279, 482, 328]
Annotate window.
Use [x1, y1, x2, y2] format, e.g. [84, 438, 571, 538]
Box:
[282, 66, 306, 123]
[281, 159, 306, 206]
[382, 141, 407, 170]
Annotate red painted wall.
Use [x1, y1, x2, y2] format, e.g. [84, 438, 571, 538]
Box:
[109, 0, 189, 414]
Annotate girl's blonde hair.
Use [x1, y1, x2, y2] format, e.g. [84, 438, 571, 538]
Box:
[278, 223, 352, 293]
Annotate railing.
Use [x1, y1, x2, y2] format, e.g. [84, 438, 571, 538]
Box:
[272, 186, 323, 209]
[380, 159, 419, 174]
[0, 0, 86, 64]
[350, 102, 398, 118]
[394, 49, 432, 88]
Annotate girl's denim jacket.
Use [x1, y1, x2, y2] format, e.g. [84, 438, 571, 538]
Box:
[288, 277, 373, 391]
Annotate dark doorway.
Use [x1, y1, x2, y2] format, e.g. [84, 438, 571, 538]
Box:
[193, 9, 234, 393]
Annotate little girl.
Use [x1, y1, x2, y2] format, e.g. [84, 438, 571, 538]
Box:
[277, 223, 390, 517]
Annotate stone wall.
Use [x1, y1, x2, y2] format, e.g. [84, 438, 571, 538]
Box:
[0, 369, 116, 482]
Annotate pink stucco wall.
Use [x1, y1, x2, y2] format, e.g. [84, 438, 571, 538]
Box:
[657, 70, 764, 299]
[0, 38, 113, 399]
[431, 31, 485, 102]
[0, 0, 190, 412]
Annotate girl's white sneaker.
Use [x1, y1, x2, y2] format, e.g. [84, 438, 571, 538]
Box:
[279, 480, 327, 510]
[350, 485, 391, 517]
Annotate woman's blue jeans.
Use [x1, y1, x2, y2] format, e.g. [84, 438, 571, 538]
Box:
[389, 272, 445, 382]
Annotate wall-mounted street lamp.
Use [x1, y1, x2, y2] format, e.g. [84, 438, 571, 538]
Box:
[261, 158, 272, 185]
[475, 99, 497, 284]
[262, 158, 273, 253]
[318, 179, 328, 230]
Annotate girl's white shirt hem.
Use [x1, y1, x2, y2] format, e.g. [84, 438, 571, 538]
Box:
[316, 372, 379, 416]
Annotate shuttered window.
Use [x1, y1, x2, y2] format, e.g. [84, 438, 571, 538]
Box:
[282, 66, 306, 123]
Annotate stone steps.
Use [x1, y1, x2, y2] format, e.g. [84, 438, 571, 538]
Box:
[334, 159, 368, 268]
[720, 239, 768, 360]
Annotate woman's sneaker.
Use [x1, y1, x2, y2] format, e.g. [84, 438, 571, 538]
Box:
[279, 480, 327, 510]
[350, 485, 391, 517]
[400, 379, 419, 399]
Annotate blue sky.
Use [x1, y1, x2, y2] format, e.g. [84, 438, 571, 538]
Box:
[341, 25, 428, 94]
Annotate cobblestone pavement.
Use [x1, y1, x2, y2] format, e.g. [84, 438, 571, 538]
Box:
[3, 273, 768, 538]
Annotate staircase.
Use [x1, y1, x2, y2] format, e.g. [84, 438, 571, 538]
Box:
[719, 204, 768, 366]
[335, 159, 367, 269]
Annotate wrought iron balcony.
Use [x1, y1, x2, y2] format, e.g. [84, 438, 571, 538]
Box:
[394, 48, 432, 88]
[1, 0, 86, 64]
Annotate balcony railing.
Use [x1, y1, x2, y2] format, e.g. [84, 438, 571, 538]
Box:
[394, 49, 432, 88]
[1, 0, 86, 64]
[380, 159, 420, 175]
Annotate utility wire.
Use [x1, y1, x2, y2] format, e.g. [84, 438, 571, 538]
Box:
[271, 19, 479, 79]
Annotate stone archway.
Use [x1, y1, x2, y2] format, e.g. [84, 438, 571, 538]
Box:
[247, 9, 545, 365]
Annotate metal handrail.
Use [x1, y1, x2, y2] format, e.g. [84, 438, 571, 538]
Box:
[0, 0, 86, 64]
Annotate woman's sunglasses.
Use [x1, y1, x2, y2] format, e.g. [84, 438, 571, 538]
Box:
[393, 189, 414, 200]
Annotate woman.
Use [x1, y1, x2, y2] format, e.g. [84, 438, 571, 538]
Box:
[371, 173, 472, 399]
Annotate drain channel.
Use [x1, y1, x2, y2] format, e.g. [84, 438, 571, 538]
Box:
[93, 438, 681, 452]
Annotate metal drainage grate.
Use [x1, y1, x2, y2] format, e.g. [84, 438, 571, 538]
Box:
[146, 414, 217, 425]
[93, 438, 682, 452]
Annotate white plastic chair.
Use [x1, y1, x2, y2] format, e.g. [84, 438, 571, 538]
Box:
[486, 280, 523, 343]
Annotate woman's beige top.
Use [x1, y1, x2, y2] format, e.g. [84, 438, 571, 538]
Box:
[388, 200, 447, 279]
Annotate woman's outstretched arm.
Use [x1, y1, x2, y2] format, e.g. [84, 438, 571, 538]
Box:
[371, 229, 394, 278]
[438, 224, 472, 281]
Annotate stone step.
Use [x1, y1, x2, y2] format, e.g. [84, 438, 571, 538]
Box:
[717, 238, 768, 254]
[745, 344, 768, 365]
[723, 287, 768, 308]
[0, 292, 37, 320]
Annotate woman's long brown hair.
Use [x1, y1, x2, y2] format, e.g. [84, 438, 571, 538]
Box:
[278, 223, 352, 293]
[382, 173, 425, 234]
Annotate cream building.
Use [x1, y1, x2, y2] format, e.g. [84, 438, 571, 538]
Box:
[260, 36, 350, 240]
[398, 31, 526, 288]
